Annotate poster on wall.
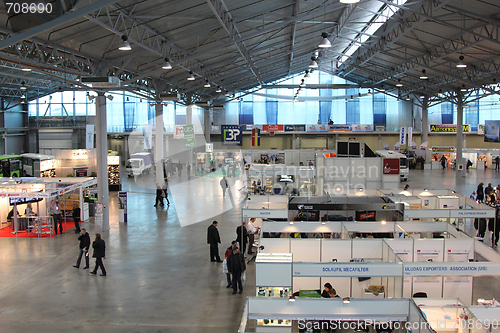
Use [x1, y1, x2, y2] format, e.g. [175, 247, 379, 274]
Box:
[143, 124, 153, 150]
[221, 125, 243, 146]
[328, 124, 350, 132]
[430, 124, 470, 133]
[306, 124, 329, 132]
[262, 124, 284, 132]
[183, 125, 195, 149]
[351, 124, 374, 132]
[85, 125, 94, 149]
[383, 158, 400, 175]
[484, 120, 500, 142]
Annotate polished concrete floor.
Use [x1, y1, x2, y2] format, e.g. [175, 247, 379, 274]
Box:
[0, 166, 499, 332]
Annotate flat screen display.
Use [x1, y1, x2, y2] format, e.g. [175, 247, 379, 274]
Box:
[9, 197, 43, 206]
[278, 175, 294, 182]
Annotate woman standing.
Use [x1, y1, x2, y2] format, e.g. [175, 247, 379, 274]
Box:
[90, 233, 106, 276]
[477, 182, 485, 203]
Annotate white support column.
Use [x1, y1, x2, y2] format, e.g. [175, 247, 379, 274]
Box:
[456, 94, 464, 176]
[186, 105, 193, 168]
[155, 102, 164, 186]
[422, 99, 430, 162]
[95, 93, 109, 230]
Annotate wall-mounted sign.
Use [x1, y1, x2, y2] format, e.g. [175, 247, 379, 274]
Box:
[383, 158, 400, 175]
[262, 124, 284, 132]
[484, 120, 500, 142]
[351, 124, 374, 132]
[173, 125, 185, 139]
[284, 125, 306, 132]
[399, 127, 406, 145]
[430, 124, 470, 133]
[72, 150, 88, 159]
[221, 125, 243, 146]
[107, 155, 120, 165]
[432, 146, 455, 152]
[40, 159, 56, 171]
[329, 124, 350, 132]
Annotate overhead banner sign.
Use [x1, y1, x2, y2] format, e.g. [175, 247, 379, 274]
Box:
[293, 262, 404, 277]
[173, 125, 184, 139]
[183, 124, 195, 149]
[252, 127, 260, 147]
[285, 125, 306, 132]
[403, 262, 500, 277]
[329, 124, 351, 132]
[143, 124, 153, 150]
[85, 125, 94, 149]
[432, 146, 455, 152]
[430, 124, 470, 133]
[262, 124, 284, 132]
[399, 127, 406, 145]
[307, 124, 329, 132]
[351, 124, 374, 132]
[221, 125, 243, 146]
[408, 127, 413, 146]
[383, 158, 400, 175]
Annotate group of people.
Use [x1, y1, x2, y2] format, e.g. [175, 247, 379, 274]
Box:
[207, 218, 261, 294]
[73, 229, 107, 276]
[154, 182, 170, 208]
[471, 182, 500, 204]
[471, 182, 500, 247]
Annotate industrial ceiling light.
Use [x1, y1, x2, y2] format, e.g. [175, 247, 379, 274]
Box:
[118, 35, 131, 51]
[20, 82, 27, 90]
[460, 85, 467, 92]
[187, 71, 195, 81]
[379, 87, 386, 92]
[358, 92, 362, 98]
[162, 58, 172, 69]
[420, 94, 425, 99]
[318, 32, 331, 48]
[106, 94, 114, 101]
[21, 67, 31, 72]
[299, 79, 306, 88]
[420, 69, 428, 80]
[204, 80, 211, 88]
[438, 89, 444, 97]
[21, 94, 26, 99]
[350, 95, 354, 100]
[396, 79, 403, 87]
[309, 57, 318, 68]
[406, 96, 411, 101]
[340, 0, 360, 3]
[367, 89, 372, 95]
[224, 91, 230, 97]
[304, 70, 310, 78]
[216, 86, 222, 93]
[456, 55, 467, 68]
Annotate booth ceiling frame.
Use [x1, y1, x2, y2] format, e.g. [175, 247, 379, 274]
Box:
[0, 0, 499, 106]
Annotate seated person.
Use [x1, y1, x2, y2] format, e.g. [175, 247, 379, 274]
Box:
[25, 203, 37, 217]
[7, 208, 21, 221]
[321, 283, 334, 298]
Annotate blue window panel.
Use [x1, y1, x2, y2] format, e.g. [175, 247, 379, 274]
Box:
[441, 102, 454, 124]
[239, 102, 254, 125]
[373, 93, 386, 126]
[266, 100, 278, 124]
[345, 88, 360, 124]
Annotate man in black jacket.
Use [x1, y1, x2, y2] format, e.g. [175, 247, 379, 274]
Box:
[236, 221, 248, 254]
[73, 228, 91, 269]
[90, 233, 106, 276]
[207, 221, 222, 262]
[227, 246, 246, 294]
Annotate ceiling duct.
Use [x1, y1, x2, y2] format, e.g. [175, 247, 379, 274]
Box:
[159, 93, 180, 101]
[80, 76, 121, 88]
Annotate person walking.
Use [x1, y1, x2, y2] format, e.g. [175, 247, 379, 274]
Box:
[207, 221, 222, 262]
[224, 241, 238, 288]
[177, 162, 183, 177]
[162, 182, 170, 206]
[187, 163, 191, 179]
[73, 228, 90, 269]
[72, 203, 81, 234]
[220, 177, 229, 198]
[246, 218, 260, 255]
[485, 183, 494, 201]
[50, 198, 63, 235]
[227, 246, 246, 294]
[495, 156, 500, 171]
[154, 184, 164, 208]
[90, 233, 106, 276]
[477, 182, 485, 203]
[236, 221, 249, 255]
[440, 155, 447, 169]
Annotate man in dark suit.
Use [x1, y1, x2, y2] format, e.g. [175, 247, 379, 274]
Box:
[90, 233, 106, 276]
[73, 228, 90, 269]
[236, 221, 248, 254]
[227, 246, 246, 294]
[207, 221, 222, 262]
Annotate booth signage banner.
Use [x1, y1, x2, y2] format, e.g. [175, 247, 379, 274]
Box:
[351, 124, 374, 132]
[399, 127, 406, 145]
[183, 125, 195, 149]
[118, 191, 127, 223]
[329, 124, 350, 132]
[221, 125, 243, 146]
[383, 158, 400, 175]
[262, 124, 284, 132]
[306, 124, 329, 132]
[404, 209, 495, 219]
[293, 262, 404, 277]
[452, 209, 495, 218]
[173, 125, 184, 139]
[252, 127, 260, 147]
[85, 125, 94, 149]
[408, 127, 413, 145]
[403, 262, 500, 276]
[432, 146, 455, 152]
[288, 202, 405, 211]
[143, 124, 153, 150]
[430, 124, 470, 133]
[242, 209, 288, 219]
[376, 125, 385, 132]
[95, 202, 104, 228]
[285, 125, 306, 132]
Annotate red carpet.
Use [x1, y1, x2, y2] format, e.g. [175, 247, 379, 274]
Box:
[0, 222, 76, 238]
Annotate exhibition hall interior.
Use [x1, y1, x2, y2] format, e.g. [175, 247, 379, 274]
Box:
[1, 0, 500, 332]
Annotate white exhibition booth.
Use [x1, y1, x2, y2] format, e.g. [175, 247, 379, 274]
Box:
[256, 220, 500, 306]
[247, 164, 315, 196]
[0, 177, 97, 236]
[242, 149, 318, 166]
[242, 195, 289, 220]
